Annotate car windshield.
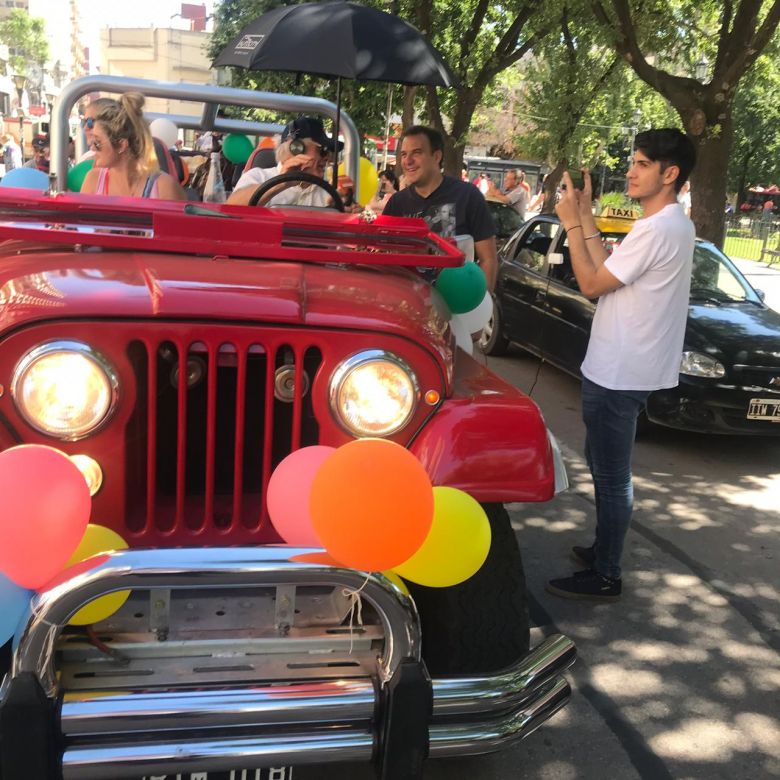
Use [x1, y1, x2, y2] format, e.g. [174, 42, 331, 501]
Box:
[690, 244, 759, 303]
[489, 201, 525, 236]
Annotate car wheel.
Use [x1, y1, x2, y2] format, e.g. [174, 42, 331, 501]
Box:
[405, 503, 530, 675]
[478, 299, 510, 356]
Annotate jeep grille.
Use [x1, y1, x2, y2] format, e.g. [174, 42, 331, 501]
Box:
[125, 332, 322, 542]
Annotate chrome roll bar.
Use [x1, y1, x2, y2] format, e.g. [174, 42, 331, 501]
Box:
[49, 75, 361, 198]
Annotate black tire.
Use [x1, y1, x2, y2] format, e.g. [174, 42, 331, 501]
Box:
[406, 503, 529, 675]
[478, 299, 510, 356]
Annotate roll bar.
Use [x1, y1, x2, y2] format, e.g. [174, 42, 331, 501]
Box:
[50, 75, 361, 198]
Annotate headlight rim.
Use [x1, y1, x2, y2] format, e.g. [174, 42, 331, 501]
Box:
[11, 339, 120, 441]
[329, 349, 420, 438]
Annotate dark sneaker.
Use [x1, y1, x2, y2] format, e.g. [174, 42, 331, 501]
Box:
[546, 569, 622, 602]
[571, 544, 595, 567]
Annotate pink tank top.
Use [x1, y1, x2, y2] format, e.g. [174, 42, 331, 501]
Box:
[95, 168, 161, 198]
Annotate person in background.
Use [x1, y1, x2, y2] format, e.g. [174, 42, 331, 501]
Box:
[547, 128, 697, 602]
[79, 92, 185, 200]
[367, 167, 399, 213]
[1, 134, 22, 171]
[383, 124, 497, 291]
[677, 179, 692, 217]
[487, 168, 528, 221]
[24, 135, 50, 173]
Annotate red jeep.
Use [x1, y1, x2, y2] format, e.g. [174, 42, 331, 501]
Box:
[0, 77, 574, 780]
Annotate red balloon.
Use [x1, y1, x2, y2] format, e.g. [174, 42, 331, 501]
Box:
[309, 439, 433, 572]
[0, 445, 91, 589]
[267, 446, 334, 546]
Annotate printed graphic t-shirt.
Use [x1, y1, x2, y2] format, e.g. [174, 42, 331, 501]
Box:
[383, 175, 495, 242]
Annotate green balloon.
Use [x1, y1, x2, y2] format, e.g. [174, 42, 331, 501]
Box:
[222, 133, 255, 165]
[67, 158, 94, 192]
[435, 262, 487, 314]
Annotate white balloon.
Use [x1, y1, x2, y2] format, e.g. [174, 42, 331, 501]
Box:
[457, 291, 493, 334]
[149, 118, 178, 148]
[450, 314, 474, 355]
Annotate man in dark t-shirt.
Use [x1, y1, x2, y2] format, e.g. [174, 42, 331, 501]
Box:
[383, 125, 497, 291]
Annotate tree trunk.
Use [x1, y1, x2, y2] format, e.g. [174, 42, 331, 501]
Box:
[542, 160, 567, 214]
[401, 86, 418, 130]
[686, 113, 733, 247]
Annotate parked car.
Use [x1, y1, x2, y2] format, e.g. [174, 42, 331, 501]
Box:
[0, 76, 575, 780]
[481, 212, 780, 435]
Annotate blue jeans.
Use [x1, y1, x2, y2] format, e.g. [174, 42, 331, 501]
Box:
[582, 378, 650, 580]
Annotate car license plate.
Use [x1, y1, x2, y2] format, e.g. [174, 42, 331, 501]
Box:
[747, 398, 780, 422]
[142, 769, 292, 780]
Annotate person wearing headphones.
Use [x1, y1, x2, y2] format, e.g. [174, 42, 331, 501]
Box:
[227, 117, 345, 207]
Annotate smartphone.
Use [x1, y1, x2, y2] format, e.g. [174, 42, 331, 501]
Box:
[567, 168, 584, 189]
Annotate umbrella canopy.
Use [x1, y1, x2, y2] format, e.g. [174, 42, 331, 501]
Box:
[213, 1, 459, 88]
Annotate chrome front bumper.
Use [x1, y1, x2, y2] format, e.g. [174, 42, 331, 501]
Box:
[1, 548, 576, 779]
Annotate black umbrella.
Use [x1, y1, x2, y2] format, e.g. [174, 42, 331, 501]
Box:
[214, 1, 459, 188]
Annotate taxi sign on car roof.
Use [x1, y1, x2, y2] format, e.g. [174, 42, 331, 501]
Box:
[595, 205, 640, 234]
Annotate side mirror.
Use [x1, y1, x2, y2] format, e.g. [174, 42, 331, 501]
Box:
[754, 288, 766, 302]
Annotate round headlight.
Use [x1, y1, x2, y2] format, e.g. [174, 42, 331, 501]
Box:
[679, 351, 726, 378]
[330, 350, 418, 437]
[11, 341, 118, 439]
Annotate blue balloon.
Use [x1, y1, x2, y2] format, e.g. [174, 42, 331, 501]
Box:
[0, 573, 33, 645]
[0, 167, 49, 190]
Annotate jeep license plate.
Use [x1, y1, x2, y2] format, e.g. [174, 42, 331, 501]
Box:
[142, 769, 292, 780]
[747, 398, 780, 422]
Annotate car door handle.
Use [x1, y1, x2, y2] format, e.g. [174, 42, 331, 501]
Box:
[533, 290, 546, 304]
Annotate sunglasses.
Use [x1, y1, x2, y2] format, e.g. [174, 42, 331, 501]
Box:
[82, 117, 95, 130]
[90, 138, 102, 151]
[311, 142, 331, 160]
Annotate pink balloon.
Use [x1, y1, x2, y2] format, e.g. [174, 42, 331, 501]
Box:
[0, 445, 91, 589]
[267, 446, 335, 546]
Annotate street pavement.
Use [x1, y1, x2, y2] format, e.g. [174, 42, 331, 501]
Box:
[732, 257, 780, 312]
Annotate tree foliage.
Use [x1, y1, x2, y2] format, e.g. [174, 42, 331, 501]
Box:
[728, 44, 780, 200]
[588, 0, 780, 245]
[0, 9, 49, 75]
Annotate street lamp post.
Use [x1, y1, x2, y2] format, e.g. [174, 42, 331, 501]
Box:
[12, 74, 27, 161]
[624, 108, 642, 193]
[695, 55, 709, 82]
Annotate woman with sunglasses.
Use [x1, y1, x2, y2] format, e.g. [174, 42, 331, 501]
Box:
[79, 93, 184, 200]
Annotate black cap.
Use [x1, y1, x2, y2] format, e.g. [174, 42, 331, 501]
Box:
[32, 134, 49, 150]
[281, 117, 343, 152]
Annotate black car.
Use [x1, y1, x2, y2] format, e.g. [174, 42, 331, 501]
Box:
[481, 214, 780, 435]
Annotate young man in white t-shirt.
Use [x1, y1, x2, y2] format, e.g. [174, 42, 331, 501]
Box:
[547, 129, 697, 602]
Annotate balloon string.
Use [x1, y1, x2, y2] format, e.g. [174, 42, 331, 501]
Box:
[342, 573, 371, 654]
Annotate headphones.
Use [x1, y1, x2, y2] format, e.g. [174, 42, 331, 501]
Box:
[286, 122, 306, 155]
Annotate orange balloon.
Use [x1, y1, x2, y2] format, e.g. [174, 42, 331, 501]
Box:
[259, 136, 276, 149]
[309, 439, 433, 572]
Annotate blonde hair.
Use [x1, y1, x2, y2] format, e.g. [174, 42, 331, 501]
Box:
[85, 97, 115, 117]
[93, 92, 157, 175]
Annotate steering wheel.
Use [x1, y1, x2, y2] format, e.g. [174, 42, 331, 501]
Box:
[248, 171, 345, 211]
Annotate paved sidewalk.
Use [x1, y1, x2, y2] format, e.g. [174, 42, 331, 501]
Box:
[732, 257, 780, 312]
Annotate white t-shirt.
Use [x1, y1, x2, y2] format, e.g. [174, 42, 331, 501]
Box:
[581, 203, 695, 391]
[233, 165, 330, 207]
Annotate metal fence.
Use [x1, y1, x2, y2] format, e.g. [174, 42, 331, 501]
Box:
[723, 214, 780, 264]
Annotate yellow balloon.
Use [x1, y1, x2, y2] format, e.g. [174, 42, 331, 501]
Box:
[394, 487, 491, 588]
[66, 524, 130, 626]
[381, 570, 410, 597]
[338, 157, 380, 207]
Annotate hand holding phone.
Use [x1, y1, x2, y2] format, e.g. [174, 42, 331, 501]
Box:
[567, 168, 584, 190]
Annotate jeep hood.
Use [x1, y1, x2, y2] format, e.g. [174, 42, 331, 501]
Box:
[0, 250, 451, 354]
